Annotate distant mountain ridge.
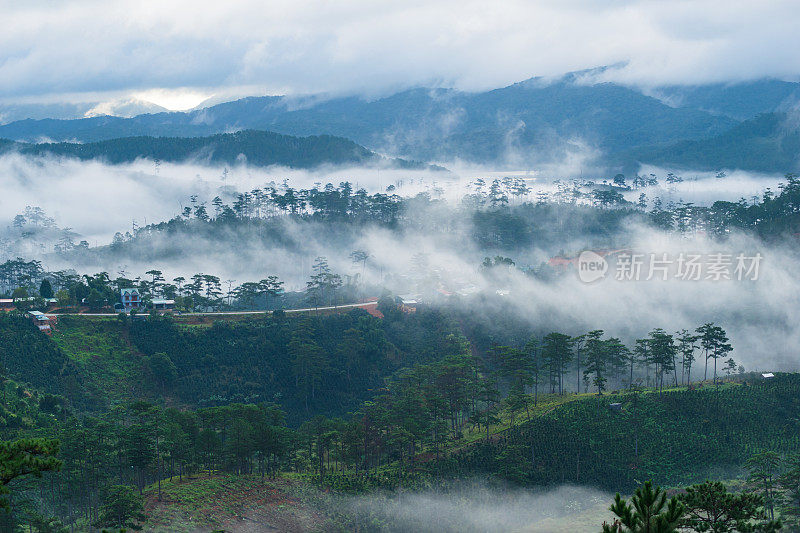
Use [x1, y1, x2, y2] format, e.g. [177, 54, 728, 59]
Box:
[2, 70, 799, 172]
[648, 79, 800, 121]
[0, 99, 168, 125]
[622, 112, 800, 173]
[0, 130, 431, 170]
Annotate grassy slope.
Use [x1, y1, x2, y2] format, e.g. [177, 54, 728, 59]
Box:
[142, 475, 323, 533]
[49, 316, 151, 408]
[50, 316, 242, 409]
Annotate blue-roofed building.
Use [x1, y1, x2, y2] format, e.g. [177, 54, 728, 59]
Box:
[119, 288, 143, 313]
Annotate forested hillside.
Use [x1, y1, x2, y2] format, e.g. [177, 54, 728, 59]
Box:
[0, 130, 427, 169]
[1, 304, 462, 420]
[43, 171, 800, 283]
[429, 376, 800, 492]
[3, 176, 800, 530]
[5, 1, 800, 530]
[0, 314, 86, 406]
[128, 306, 460, 422]
[2, 297, 800, 529]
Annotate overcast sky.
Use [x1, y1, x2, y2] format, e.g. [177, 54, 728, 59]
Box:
[2, 0, 800, 109]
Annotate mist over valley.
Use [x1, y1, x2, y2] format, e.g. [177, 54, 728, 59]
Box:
[2, 2, 800, 532]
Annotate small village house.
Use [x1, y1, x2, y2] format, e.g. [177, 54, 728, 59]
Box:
[28, 310, 53, 334]
[151, 299, 175, 311]
[119, 288, 143, 312]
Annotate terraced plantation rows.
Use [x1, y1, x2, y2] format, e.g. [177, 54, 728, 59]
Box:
[428, 376, 800, 492]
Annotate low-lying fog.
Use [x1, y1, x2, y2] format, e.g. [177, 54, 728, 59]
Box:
[0, 153, 786, 244]
[2, 153, 798, 373]
[338, 483, 613, 533]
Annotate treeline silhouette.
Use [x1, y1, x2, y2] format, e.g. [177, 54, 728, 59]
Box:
[1, 130, 427, 169]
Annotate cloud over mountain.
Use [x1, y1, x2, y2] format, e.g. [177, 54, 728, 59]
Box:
[2, 1, 800, 106]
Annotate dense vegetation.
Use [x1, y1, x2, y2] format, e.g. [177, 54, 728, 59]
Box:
[128, 305, 459, 422]
[602, 479, 784, 532]
[0, 314, 85, 407]
[430, 376, 800, 492]
[3, 172, 800, 530]
[6, 171, 800, 303]
[2, 302, 799, 530]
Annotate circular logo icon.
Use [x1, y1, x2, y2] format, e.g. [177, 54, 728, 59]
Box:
[577, 250, 608, 283]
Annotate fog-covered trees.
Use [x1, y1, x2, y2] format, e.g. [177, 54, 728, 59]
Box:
[509, 324, 733, 396]
[647, 329, 678, 391]
[306, 256, 343, 309]
[540, 332, 574, 394]
[583, 330, 609, 394]
[697, 323, 733, 384]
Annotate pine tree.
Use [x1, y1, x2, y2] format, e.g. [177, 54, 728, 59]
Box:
[781, 453, 800, 519]
[747, 451, 783, 520]
[540, 332, 574, 394]
[602, 480, 684, 533]
[0, 438, 62, 511]
[39, 278, 54, 299]
[679, 480, 782, 532]
[676, 330, 698, 385]
[583, 330, 608, 395]
[647, 329, 677, 392]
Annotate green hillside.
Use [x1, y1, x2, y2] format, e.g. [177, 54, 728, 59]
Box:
[427, 376, 800, 492]
[2, 309, 799, 530]
[2, 307, 463, 423]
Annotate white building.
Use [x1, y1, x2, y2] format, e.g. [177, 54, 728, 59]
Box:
[152, 299, 175, 311]
[29, 311, 51, 332]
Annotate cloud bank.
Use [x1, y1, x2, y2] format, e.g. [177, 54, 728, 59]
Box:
[0, 153, 453, 244]
[0, 154, 784, 247]
[2, 1, 800, 106]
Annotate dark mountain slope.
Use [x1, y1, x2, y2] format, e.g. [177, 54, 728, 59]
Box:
[653, 79, 800, 120]
[0, 130, 429, 169]
[0, 76, 738, 166]
[624, 112, 800, 173]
